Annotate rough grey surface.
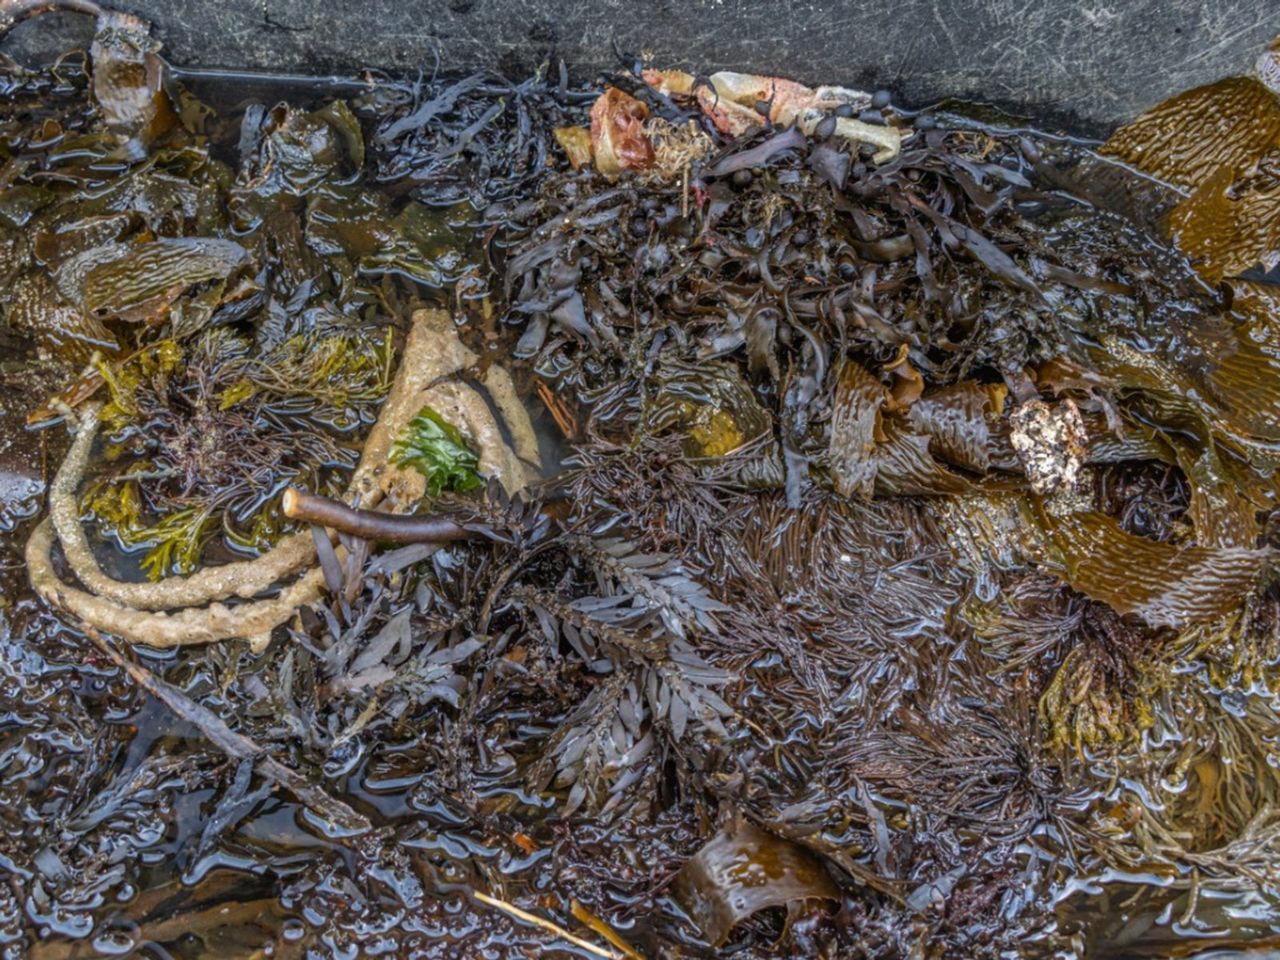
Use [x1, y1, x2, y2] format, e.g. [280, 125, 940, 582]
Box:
[1, 1, 1274, 131]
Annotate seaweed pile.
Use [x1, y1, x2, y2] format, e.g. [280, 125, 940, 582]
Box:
[3, 8, 1280, 959]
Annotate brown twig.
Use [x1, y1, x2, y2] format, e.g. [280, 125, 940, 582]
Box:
[76, 624, 629, 960]
[80, 623, 372, 835]
[570, 899, 647, 960]
[473, 891, 623, 960]
[535, 379, 578, 438]
[282, 487, 477, 544]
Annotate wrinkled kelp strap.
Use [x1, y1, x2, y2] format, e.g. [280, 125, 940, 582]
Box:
[48, 401, 320, 610]
[28, 519, 325, 647]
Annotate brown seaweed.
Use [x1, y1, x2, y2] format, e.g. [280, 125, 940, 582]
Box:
[6, 19, 1280, 960]
[1028, 504, 1269, 628]
[672, 816, 839, 948]
[1100, 77, 1280, 192]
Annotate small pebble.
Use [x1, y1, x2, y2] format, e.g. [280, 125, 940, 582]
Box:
[871, 89, 892, 110]
[731, 168, 753, 189]
[813, 114, 837, 140]
[833, 103, 854, 119]
[858, 109, 885, 126]
[914, 114, 937, 131]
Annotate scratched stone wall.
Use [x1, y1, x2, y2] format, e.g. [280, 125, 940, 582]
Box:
[1, 0, 1274, 131]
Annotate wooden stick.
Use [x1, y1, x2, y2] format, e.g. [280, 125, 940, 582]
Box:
[535, 379, 578, 438]
[282, 487, 477, 544]
[473, 890, 623, 960]
[80, 623, 372, 836]
[571, 899, 647, 960]
[79, 631, 639, 959]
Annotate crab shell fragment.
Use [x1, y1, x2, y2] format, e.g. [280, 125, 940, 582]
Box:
[643, 68, 901, 162]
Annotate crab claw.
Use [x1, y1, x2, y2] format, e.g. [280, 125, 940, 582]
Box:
[642, 68, 900, 162]
[589, 87, 655, 175]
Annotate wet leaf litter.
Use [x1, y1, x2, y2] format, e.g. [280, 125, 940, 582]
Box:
[2, 5, 1280, 958]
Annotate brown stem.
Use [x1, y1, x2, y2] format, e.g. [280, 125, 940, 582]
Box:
[80, 623, 371, 835]
[282, 487, 476, 544]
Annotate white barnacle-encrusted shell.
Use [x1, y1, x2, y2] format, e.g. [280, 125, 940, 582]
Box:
[1257, 37, 1280, 94]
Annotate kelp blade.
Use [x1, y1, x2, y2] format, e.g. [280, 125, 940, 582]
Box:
[1028, 505, 1269, 628]
[673, 817, 839, 948]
